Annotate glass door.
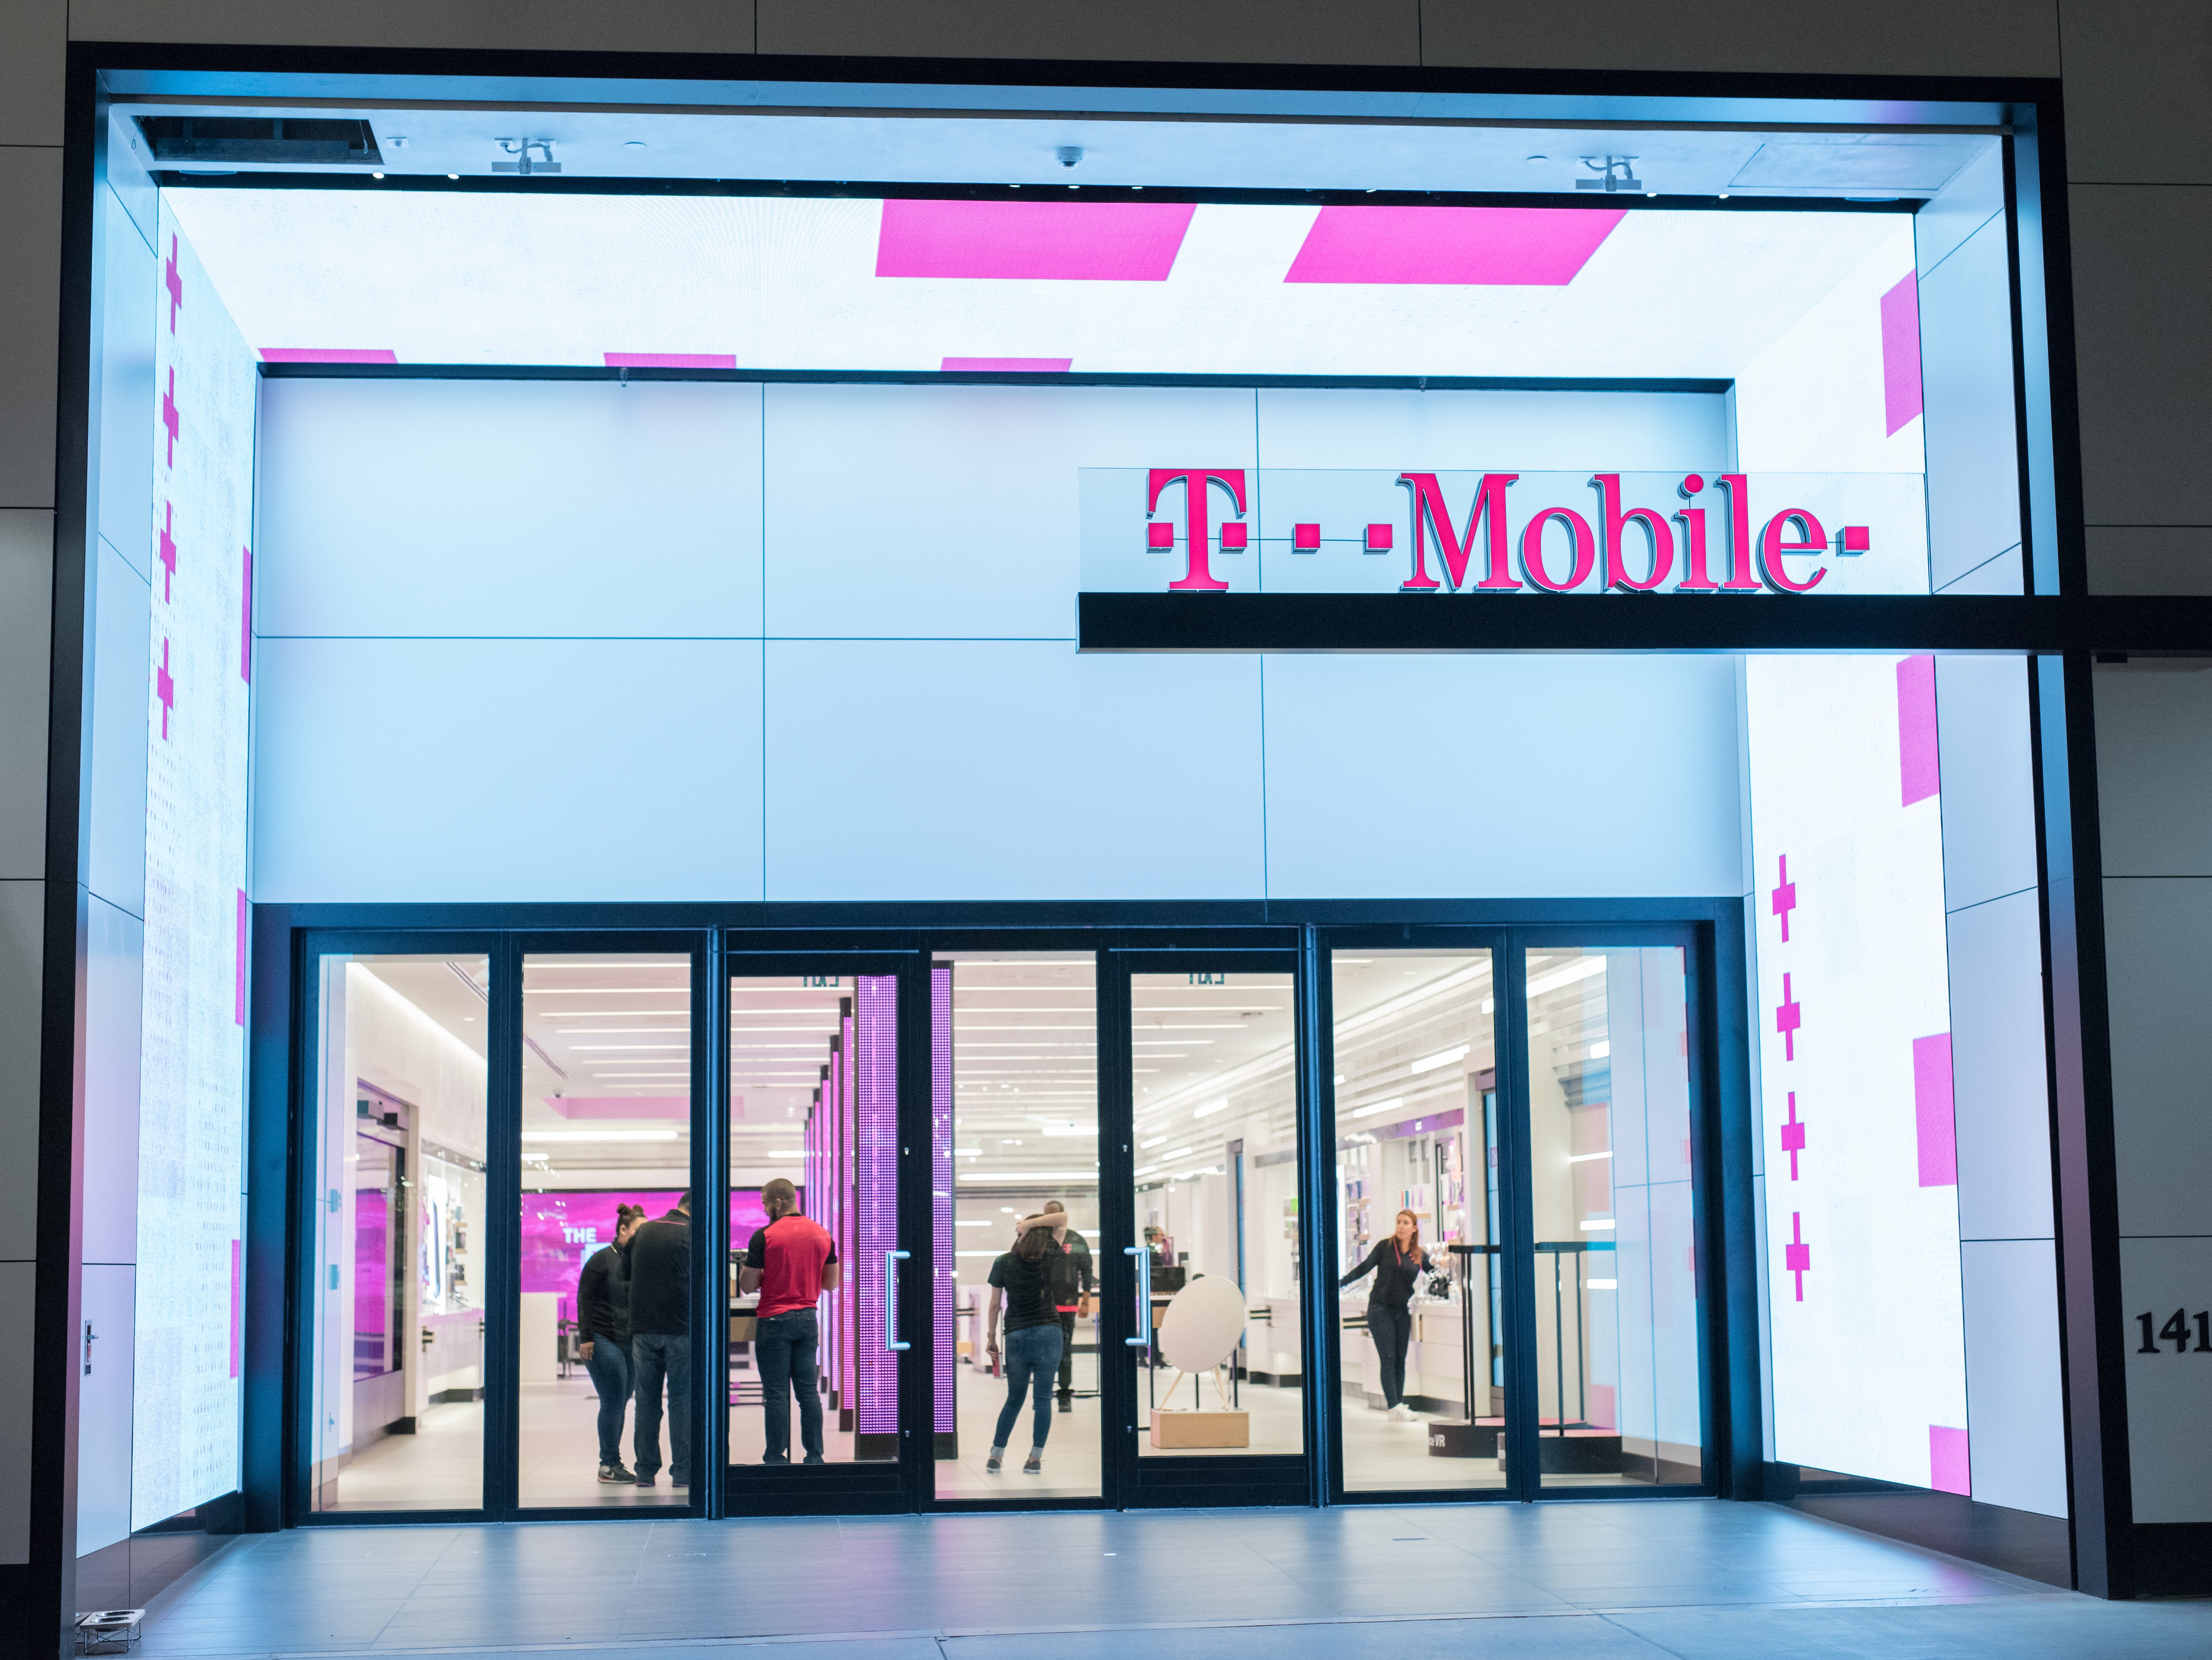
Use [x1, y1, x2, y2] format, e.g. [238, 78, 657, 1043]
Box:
[1117, 953, 1308, 1505]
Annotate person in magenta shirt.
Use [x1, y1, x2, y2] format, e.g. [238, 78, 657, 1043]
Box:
[740, 1177, 841, 1465]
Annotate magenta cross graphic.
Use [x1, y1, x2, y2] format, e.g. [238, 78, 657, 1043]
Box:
[1780, 1090, 1807, 1179]
[158, 503, 177, 602]
[1776, 972, 1802, 1061]
[156, 638, 175, 740]
[164, 234, 184, 333]
[1772, 853, 1797, 942]
[161, 368, 180, 467]
[1785, 1212, 1810, 1300]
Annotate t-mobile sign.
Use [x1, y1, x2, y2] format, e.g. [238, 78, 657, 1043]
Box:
[1078, 468, 1930, 596]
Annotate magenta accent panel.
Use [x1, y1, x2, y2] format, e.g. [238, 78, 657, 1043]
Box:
[353, 1189, 389, 1376]
[932, 964, 956, 1434]
[1929, 1423, 1971, 1494]
[877, 199, 1195, 281]
[603, 351, 739, 369]
[1897, 653, 1940, 806]
[939, 356, 1073, 372]
[856, 976, 899, 1435]
[520, 1188, 687, 1301]
[240, 546, 252, 682]
[1913, 1032, 1958, 1187]
[230, 1238, 242, 1379]
[544, 1094, 687, 1120]
[234, 889, 247, 1025]
[1285, 205, 1627, 286]
[1881, 273, 1924, 435]
[259, 348, 398, 364]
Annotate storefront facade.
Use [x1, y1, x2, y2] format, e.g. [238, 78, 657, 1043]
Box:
[19, 22, 2212, 1652]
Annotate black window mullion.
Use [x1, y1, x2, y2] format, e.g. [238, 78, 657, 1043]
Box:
[1095, 948, 1136, 1510]
[483, 932, 523, 1518]
[1295, 923, 1337, 1509]
[697, 933, 727, 1518]
[1496, 941, 1542, 1500]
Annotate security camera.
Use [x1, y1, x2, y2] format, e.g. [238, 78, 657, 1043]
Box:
[1057, 146, 1083, 168]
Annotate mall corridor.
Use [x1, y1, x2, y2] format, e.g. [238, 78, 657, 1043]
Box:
[127, 1503, 2212, 1659]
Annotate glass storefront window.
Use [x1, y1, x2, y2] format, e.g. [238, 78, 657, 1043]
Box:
[517, 953, 694, 1508]
[308, 953, 489, 1512]
[1331, 951, 1501, 1492]
[1130, 970, 1304, 1460]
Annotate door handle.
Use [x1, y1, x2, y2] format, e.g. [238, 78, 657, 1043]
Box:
[1124, 1246, 1151, 1349]
[885, 1249, 911, 1351]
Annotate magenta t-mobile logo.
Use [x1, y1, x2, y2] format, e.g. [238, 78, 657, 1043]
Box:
[1145, 467, 1248, 592]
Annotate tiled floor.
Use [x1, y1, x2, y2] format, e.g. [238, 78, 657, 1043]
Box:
[131, 1500, 2212, 1659]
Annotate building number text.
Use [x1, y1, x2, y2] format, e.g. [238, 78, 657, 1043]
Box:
[2136, 1309, 2212, 1354]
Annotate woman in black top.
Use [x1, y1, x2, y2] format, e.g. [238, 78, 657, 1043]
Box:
[1340, 1209, 1431, 1422]
[577, 1205, 643, 1481]
[983, 1213, 1065, 1475]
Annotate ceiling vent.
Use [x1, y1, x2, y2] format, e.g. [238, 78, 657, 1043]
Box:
[135, 116, 383, 167]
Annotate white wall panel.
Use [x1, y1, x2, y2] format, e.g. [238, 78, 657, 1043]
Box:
[764, 639, 1263, 901]
[96, 190, 155, 580]
[1919, 218, 2022, 591]
[2093, 665, 2212, 876]
[87, 540, 150, 918]
[1947, 890, 2053, 1243]
[1936, 547, 2024, 595]
[1915, 145, 2005, 279]
[252, 638, 764, 903]
[1936, 655, 2038, 911]
[0, 511, 52, 883]
[764, 383, 1258, 639]
[1262, 654, 1741, 899]
[76, 1263, 135, 1558]
[1961, 1238, 2067, 1518]
[83, 896, 143, 1269]
[2102, 877, 2212, 1238]
[1253, 387, 1722, 472]
[257, 378, 763, 639]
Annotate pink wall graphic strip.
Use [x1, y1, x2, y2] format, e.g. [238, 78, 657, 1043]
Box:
[1896, 653, 1940, 806]
[1913, 1032, 1957, 1187]
[1928, 1423, 1970, 1494]
[259, 348, 398, 364]
[940, 356, 1073, 372]
[1880, 272, 1924, 435]
[1286, 205, 1628, 285]
[603, 352, 738, 369]
[877, 199, 1196, 281]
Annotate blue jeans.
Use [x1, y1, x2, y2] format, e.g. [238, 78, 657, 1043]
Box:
[754, 1308, 824, 1464]
[992, 1323, 1064, 1453]
[581, 1336, 632, 1467]
[631, 1332, 691, 1483]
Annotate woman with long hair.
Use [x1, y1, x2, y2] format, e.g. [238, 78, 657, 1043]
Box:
[982, 1212, 1066, 1474]
[1339, 1209, 1431, 1422]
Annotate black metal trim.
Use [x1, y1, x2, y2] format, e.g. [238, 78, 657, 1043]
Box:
[1079, 594, 2212, 655]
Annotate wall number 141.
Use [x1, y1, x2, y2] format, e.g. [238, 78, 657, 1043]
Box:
[2135, 1309, 2212, 1354]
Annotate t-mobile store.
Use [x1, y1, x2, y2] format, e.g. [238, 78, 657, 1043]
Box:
[46, 50, 2175, 1610]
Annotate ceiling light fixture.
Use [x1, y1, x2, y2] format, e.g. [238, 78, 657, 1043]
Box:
[1409, 1045, 1468, 1075]
[521, 1129, 680, 1143]
[1350, 1098, 1403, 1120]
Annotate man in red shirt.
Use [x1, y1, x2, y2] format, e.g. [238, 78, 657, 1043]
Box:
[740, 1177, 841, 1465]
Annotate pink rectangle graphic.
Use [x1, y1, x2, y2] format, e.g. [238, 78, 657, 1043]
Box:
[602, 352, 738, 369]
[545, 1094, 687, 1120]
[939, 356, 1073, 372]
[1929, 1423, 1970, 1494]
[230, 1239, 242, 1379]
[1914, 1032, 1957, 1187]
[234, 889, 248, 1025]
[240, 546, 253, 682]
[877, 199, 1195, 281]
[1881, 272, 1924, 435]
[1286, 205, 1627, 286]
[1897, 653, 1940, 806]
[259, 348, 398, 364]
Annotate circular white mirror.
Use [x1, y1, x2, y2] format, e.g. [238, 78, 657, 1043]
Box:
[1157, 1274, 1247, 1373]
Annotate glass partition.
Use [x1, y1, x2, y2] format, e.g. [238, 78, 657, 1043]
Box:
[1130, 970, 1304, 1460]
[1330, 950, 1502, 1493]
[307, 953, 489, 1512]
[1522, 946, 1703, 1489]
[517, 952, 693, 1508]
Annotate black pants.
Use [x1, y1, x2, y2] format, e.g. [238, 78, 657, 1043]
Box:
[1369, 1301, 1412, 1408]
[1056, 1311, 1077, 1397]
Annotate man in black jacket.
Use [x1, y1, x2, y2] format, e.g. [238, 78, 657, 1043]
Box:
[577, 1205, 641, 1484]
[627, 1194, 691, 1489]
[1042, 1200, 1093, 1414]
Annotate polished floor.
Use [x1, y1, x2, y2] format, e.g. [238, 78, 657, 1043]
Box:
[129, 1500, 2212, 1659]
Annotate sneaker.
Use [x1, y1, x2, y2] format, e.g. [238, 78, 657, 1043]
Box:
[762, 1454, 791, 1466]
[597, 1463, 636, 1484]
[803, 1455, 826, 1466]
[1023, 1452, 1043, 1475]
[634, 1472, 657, 1487]
[1056, 1397, 1072, 1414]
[985, 1450, 1004, 1474]
[669, 1475, 689, 1489]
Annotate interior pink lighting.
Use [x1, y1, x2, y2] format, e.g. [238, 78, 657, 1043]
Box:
[877, 199, 1196, 280]
[603, 352, 738, 369]
[259, 348, 397, 364]
[1928, 1424, 1971, 1494]
[1285, 206, 1628, 285]
[544, 1094, 687, 1120]
[939, 356, 1073, 372]
[1880, 273, 1924, 435]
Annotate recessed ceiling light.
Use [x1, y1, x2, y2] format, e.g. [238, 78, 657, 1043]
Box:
[448, 172, 460, 181]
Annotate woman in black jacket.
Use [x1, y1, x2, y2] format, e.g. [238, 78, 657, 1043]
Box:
[577, 1205, 643, 1483]
[1340, 1209, 1431, 1423]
